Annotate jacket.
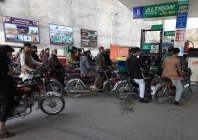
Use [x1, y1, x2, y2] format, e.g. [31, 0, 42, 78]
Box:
[95, 53, 108, 69]
[127, 55, 146, 79]
[162, 56, 182, 80]
[66, 52, 77, 66]
[80, 55, 97, 73]
[31, 51, 39, 62]
[0, 48, 14, 92]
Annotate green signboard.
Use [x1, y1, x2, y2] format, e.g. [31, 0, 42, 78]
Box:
[142, 44, 151, 50]
[133, 2, 178, 18]
[164, 31, 175, 36]
[178, 0, 189, 4]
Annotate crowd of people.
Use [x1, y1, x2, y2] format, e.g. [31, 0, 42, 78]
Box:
[0, 43, 184, 138]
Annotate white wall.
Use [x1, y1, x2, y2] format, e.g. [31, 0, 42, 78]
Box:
[0, 0, 162, 56]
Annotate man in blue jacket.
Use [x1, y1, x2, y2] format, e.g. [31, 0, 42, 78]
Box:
[80, 48, 101, 91]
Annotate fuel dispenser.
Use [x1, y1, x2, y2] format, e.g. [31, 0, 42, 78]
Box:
[139, 29, 163, 75]
[187, 48, 198, 82]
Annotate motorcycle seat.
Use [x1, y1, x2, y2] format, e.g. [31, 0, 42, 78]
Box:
[80, 76, 93, 81]
[69, 73, 81, 78]
[160, 77, 172, 83]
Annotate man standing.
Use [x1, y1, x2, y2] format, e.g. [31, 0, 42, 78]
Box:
[20, 43, 42, 81]
[66, 46, 78, 67]
[162, 48, 183, 106]
[162, 46, 174, 61]
[128, 47, 149, 103]
[95, 47, 110, 70]
[0, 45, 16, 138]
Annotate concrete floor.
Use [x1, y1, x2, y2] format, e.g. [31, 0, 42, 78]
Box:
[5, 93, 198, 140]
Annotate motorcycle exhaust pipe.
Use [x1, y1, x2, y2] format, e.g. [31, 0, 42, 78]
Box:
[158, 96, 175, 101]
[69, 90, 90, 93]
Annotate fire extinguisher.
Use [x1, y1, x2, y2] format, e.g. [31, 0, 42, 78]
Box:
[184, 40, 189, 53]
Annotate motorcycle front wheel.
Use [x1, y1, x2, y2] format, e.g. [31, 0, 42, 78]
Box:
[103, 80, 115, 95]
[183, 83, 198, 99]
[40, 95, 65, 115]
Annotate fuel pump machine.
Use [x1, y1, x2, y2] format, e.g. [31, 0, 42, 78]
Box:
[139, 29, 163, 75]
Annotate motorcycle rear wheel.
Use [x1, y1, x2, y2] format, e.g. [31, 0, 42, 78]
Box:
[66, 80, 84, 98]
[40, 95, 65, 115]
[115, 83, 130, 99]
[152, 85, 167, 104]
[46, 80, 64, 96]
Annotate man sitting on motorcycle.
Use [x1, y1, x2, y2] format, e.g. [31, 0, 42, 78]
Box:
[126, 47, 149, 103]
[66, 46, 79, 68]
[80, 48, 101, 92]
[162, 48, 183, 106]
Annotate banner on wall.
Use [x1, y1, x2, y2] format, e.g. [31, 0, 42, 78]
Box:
[49, 24, 73, 45]
[2, 16, 40, 43]
[81, 29, 97, 47]
[133, 2, 178, 19]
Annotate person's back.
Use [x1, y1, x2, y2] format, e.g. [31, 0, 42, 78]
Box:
[162, 56, 181, 80]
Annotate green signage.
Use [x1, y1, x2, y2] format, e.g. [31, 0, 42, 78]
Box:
[133, 2, 178, 18]
[164, 31, 175, 36]
[178, 0, 189, 4]
[142, 44, 151, 50]
[144, 2, 178, 17]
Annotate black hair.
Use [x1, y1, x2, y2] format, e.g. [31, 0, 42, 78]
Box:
[1, 45, 14, 53]
[129, 48, 134, 53]
[168, 46, 174, 52]
[24, 42, 31, 47]
[173, 48, 180, 54]
[132, 47, 140, 53]
[45, 48, 50, 52]
[32, 45, 37, 49]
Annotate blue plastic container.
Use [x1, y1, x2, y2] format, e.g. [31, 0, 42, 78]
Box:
[118, 61, 126, 67]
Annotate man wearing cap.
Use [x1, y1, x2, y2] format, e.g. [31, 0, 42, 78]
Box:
[80, 48, 101, 91]
[19, 43, 42, 81]
[66, 46, 78, 67]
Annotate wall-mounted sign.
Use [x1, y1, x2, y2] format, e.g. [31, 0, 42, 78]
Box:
[175, 29, 185, 42]
[192, 61, 198, 65]
[164, 31, 175, 36]
[176, 1, 189, 28]
[49, 24, 73, 45]
[3, 16, 40, 43]
[133, 2, 178, 19]
[81, 29, 97, 47]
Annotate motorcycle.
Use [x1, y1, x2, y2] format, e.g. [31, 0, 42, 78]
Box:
[150, 68, 198, 103]
[114, 67, 156, 99]
[66, 67, 115, 98]
[5, 72, 65, 120]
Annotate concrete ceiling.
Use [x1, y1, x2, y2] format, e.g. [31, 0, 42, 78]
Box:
[119, 0, 198, 20]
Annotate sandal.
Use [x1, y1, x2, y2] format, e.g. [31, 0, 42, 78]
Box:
[0, 131, 16, 138]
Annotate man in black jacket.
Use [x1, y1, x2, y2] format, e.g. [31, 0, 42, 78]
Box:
[126, 47, 149, 103]
[0, 45, 16, 138]
[31, 45, 39, 62]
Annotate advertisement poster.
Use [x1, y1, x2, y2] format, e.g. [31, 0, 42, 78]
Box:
[81, 29, 97, 47]
[49, 24, 73, 45]
[133, 2, 177, 19]
[3, 16, 40, 43]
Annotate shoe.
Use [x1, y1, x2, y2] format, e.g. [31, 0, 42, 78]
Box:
[0, 131, 16, 138]
[91, 87, 100, 92]
[139, 98, 149, 103]
[174, 101, 184, 106]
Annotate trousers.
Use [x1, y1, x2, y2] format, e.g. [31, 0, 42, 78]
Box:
[134, 79, 145, 98]
[0, 91, 14, 122]
[171, 79, 183, 101]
